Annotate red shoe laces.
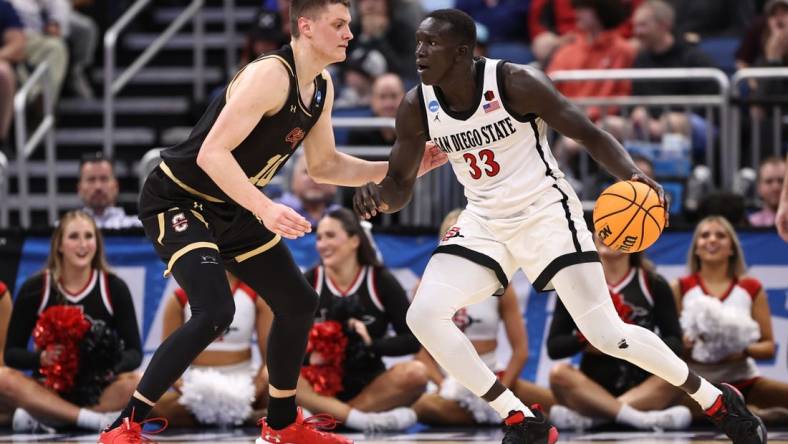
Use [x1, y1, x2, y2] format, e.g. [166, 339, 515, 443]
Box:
[120, 415, 169, 443]
[302, 413, 340, 431]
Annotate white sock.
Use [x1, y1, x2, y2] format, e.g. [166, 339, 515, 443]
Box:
[689, 378, 722, 410]
[344, 409, 369, 431]
[615, 404, 650, 428]
[76, 408, 104, 430]
[489, 389, 533, 419]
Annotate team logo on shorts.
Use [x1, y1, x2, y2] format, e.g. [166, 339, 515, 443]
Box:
[171, 212, 188, 232]
[285, 127, 305, 150]
[452, 308, 476, 332]
[442, 226, 464, 242]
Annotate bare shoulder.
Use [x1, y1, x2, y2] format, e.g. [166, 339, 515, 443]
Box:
[230, 58, 290, 101]
[396, 86, 426, 135]
[501, 62, 554, 97]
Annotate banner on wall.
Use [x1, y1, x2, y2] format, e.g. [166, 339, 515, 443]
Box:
[10, 231, 788, 383]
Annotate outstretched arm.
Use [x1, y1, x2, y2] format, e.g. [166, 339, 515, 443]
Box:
[503, 64, 666, 208]
[354, 87, 431, 218]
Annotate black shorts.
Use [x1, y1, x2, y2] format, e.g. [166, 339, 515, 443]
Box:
[336, 358, 386, 402]
[139, 165, 280, 274]
[580, 353, 650, 397]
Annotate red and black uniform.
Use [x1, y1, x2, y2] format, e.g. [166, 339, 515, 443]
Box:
[547, 267, 682, 396]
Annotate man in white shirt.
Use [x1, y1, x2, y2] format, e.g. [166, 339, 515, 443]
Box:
[78, 152, 142, 229]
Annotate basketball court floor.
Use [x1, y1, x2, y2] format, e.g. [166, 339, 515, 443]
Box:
[1, 427, 785, 443]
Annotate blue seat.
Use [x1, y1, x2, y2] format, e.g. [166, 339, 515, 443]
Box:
[487, 42, 534, 64]
[698, 37, 739, 75]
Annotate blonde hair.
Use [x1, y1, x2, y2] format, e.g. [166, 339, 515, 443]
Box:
[46, 210, 110, 282]
[686, 215, 747, 278]
[438, 209, 463, 239]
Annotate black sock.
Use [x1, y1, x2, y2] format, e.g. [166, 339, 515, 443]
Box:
[266, 395, 297, 430]
[109, 396, 154, 429]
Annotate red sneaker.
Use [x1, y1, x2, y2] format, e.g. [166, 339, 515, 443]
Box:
[257, 408, 353, 444]
[97, 416, 168, 444]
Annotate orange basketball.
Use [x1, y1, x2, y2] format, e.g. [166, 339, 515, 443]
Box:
[592, 180, 666, 253]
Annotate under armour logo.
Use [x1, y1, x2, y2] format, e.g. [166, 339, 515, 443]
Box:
[618, 339, 629, 349]
[290, 105, 297, 113]
[262, 431, 282, 443]
[193, 202, 203, 211]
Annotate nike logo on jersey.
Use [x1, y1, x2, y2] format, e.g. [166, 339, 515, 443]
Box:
[432, 116, 517, 153]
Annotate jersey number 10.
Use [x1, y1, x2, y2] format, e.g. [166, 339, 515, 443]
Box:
[463, 149, 500, 179]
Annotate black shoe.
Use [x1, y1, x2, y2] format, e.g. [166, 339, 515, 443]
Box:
[502, 405, 559, 444]
[705, 383, 767, 444]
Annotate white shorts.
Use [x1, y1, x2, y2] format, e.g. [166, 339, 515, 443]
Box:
[435, 179, 598, 292]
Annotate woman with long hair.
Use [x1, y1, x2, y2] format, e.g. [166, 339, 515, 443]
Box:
[0, 210, 141, 432]
[296, 208, 427, 433]
[412, 209, 554, 426]
[670, 215, 788, 421]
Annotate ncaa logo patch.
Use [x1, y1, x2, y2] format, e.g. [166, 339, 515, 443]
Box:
[428, 100, 439, 113]
[171, 212, 188, 232]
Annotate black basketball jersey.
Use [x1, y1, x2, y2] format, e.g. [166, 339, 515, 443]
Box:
[160, 45, 328, 204]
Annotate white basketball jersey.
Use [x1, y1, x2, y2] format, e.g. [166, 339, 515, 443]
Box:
[420, 58, 564, 218]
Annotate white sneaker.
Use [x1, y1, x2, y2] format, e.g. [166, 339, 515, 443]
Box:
[548, 405, 595, 431]
[646, 405, 692, 431]
[364, 407, 417, 433]
[12, 408, 56, 434]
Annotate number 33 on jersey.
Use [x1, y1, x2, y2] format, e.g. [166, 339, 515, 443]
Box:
[419, 58, 564, 218]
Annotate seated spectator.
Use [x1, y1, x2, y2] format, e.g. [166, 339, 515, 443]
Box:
[668, 0, 755, 41]
[8, 0, 69, 102]
[150, 272, 273, 427]
[412, 209, 554, 426]
[749, 156, 786, 227]
[670, 216, 788, 419]
[734, 0, 788, 70]
[334, 46, 382, 108]
[0, 0, 23, 155]
[347, 0, 416, 81]
[240, 9, 287, 66]
[547, 232, 690, 431]
[530, 0, 642, 67]
[77, 152, 142, 229]
[67, 0, 99, 99]
[0, 210, 141, 432]
[297, 208, 426, 432]
[546, 0, 636, 121]
[347, 73, 404, 146]
[276, 153, 341, 227]
[456, 0, 528, 44]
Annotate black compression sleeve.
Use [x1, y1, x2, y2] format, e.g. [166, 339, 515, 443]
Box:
[370, 268, 420, 356]
[648, 272, 684, 356]
[4, 275, 44, 370]
[546, 298, 586, 360]
[107, 274, 143, 372]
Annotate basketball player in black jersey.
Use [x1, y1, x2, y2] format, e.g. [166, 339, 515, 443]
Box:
[354, 8, 765, 444]
[99, 1, 446, 443]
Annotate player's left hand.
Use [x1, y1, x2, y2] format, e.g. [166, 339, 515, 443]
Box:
[630, 172, 670, 227]
[417, 142, 448, 177]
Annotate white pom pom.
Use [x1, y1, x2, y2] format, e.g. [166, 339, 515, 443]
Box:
[680, 297, 760, 364]
[439, 377, 500, 424]
[178, 368, 255, 426]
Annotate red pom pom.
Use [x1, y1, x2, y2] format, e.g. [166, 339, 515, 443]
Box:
[302, 321, 348, 396]
[33, 306, 91, 393]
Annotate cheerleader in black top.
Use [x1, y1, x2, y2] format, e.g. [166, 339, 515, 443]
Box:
[0, 211, 142, 432]
[546, 233, 690, 431]
[297, 208, 427, 432]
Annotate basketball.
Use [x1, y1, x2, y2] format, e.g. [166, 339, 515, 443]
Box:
[592, 180, 666, 253]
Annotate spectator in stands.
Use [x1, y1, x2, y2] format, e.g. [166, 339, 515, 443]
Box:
[529, 0, 642, 67]
[67, 0, 99, 99]
[0, 210, 141, 432]
[347, 73, 404, 146]
[276, 153, 341, 227]
[546, 0, 636, 121]
[749, 155, 786, 227]
[777, 153, 788, 241]
[735, 0, 788, 69]
[547, 231, 690, 431]
[0, 0, 24, 155]
[296, 208, 426, 432]
[456, 0, 528, 44]
[347, 0, 416, 80]
[150, 271, 273, 426]
[240, 9, 287, 66]
[8, 0, 69, 102]
[668, 0, 755, 41]
[334, 46, 382, 108]
[670, 215, 788, 418]
[412, 209, 555, 426]
[77, 152, 142, 229]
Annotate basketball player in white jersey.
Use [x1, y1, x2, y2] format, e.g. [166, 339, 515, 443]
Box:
[354, 9, 766, 444]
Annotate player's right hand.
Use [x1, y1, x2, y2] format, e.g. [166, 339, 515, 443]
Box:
[255, 201, 311, 239]
[354, 182, 389, 219]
